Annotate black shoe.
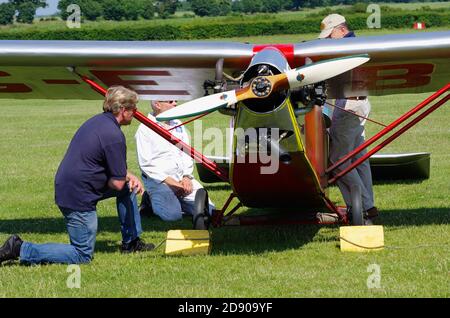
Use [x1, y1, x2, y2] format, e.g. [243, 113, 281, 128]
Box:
[139, 192, 154, 217]
[120, 237, 155, 254]
[364, 207, 379, 225]
[0, 235, 23, 264]
[366, 207, 379, 218]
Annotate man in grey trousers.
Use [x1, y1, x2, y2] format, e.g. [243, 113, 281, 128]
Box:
[318, 14, 378, 223]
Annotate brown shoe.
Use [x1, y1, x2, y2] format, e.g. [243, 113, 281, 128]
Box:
[366, 207, 379, 219]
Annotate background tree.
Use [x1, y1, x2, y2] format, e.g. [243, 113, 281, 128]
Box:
[102, 0, 126, 21]
[241, 0, 263, 14]
[58, 0, 103, 21]
[231, 0, 243, 13]
[80, 0, 104, 21]
[190, 0, 231, 17]
[11, 0, 46, 9]
[0, 2, 15, 25]
[58, 0, 73, 20]
[262, 0, 283, 13]
[140, 0, 156, 20]
[16, 2, 36, 23]
[190, 0, 211, 17]
[216, 0, 232, 16]
[11, 0, 47, 24]
[156, 0, 178, 19]
[123, 0, 144, 20]
[178, 0, 192, 11]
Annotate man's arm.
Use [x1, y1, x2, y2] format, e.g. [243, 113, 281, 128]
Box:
[181, 175, 193, 196]
[127, 172, 144, 195]
[108, 172, 144, 195]
[163, 176, 186, 197]
[108, 178, 126, 192]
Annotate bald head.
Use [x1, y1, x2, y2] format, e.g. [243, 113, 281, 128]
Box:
[151, 100, 178, 116]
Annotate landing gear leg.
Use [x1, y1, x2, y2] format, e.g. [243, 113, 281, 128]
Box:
[350, 184, 364, 226]
[192, 189, 210, 230]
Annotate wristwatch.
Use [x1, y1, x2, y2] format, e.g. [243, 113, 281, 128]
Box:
[183, 175, 194, 180]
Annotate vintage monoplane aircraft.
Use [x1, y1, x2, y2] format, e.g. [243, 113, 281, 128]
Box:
[0, 31, 449, 229]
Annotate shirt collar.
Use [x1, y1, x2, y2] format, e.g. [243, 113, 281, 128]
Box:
[344, 31, 356, 38]
[103, 111, 120, 128]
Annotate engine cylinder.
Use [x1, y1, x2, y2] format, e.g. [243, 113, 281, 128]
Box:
[241, 48, 291, 114]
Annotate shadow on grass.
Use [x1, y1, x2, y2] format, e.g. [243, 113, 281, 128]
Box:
[1, 208, 448, 255]
[203, 184, 233, 192]
[377, 207, 450, 227]
[211, 224, 322, 255]
[0, 215, 191, 235]
[210, 207, 450, 255]
[372, 179, 427, 186]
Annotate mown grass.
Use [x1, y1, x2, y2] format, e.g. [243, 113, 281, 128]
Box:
[0, 90, 449, 297]
[0, 26, 449, 297]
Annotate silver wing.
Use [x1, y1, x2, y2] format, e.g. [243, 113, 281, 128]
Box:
[0, 31, 448, 100]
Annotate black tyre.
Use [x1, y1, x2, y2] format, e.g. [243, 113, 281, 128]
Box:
[350, 184, 364, 226]
[193, 188, 209, 230]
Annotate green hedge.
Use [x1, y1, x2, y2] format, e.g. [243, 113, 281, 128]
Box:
[0, 12, 448, 40]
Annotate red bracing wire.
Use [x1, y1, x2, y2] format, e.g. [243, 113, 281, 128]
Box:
[325, 102, 387, 127]
[77, 75, 229, 183]
[326, 83, 450, 175]
[328, 88, 449, 186]
[168, 112, 211, 131]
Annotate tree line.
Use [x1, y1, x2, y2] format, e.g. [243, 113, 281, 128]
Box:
[0, 0, 447, 25]
[190, 0, 449, 16]
[0, 0, 177, 24]
[0, 0, 46, 25]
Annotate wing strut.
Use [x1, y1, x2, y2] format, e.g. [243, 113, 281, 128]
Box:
[327, 83, 450, 186]
[73, 71, 230, 183]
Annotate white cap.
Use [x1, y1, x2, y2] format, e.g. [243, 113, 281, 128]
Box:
[318, 14, 346, 39]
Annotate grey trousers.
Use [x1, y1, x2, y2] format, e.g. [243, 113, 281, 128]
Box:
[329, 99, 375, 211]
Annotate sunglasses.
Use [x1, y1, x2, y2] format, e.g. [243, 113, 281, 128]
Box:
[162, 100, 176, 104]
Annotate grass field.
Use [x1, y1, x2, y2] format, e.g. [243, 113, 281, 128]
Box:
[0, 28, 449, 297]
[0, 94, 449, 297]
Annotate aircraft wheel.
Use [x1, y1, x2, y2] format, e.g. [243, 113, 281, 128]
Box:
[193, 188, 210, 230]
[350, 184, 364, 226]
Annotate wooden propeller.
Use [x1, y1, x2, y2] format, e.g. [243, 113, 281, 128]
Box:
[156, 54, 370, 122]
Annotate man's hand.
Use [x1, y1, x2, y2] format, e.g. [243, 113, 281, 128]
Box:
[127, 173, 144, 195]
[164, 177, 185, 197]
[181, 177, 194, 196]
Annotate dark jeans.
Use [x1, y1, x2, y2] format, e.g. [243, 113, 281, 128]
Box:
[20, 185, 142, 265]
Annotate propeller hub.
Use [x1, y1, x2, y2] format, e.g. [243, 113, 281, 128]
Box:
[251, 77, 272, 98]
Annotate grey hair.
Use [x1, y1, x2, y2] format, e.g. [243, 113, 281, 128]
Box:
[150, 100, 158, 113]
[103, 86, 139, 114]
[337, 22, 349, 31]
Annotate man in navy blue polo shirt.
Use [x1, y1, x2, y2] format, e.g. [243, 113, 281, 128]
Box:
[0, 86, 155, 265]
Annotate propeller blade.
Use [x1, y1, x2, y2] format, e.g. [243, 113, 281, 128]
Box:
[285, 54, 370, 89]
[156, 54, 370, 121]
[156, 90, 238, 122]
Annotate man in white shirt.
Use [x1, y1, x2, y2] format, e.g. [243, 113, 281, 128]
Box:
[135, 100, 215, 222]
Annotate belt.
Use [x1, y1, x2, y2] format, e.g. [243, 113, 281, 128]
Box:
[346, 96, 367, 101]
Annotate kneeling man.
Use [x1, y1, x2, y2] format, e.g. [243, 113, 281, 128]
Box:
[0, 86, 154, 266]
[135, 100, 214, 221]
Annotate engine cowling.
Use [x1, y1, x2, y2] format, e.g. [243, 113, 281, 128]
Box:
[240, 48, 291, 114]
